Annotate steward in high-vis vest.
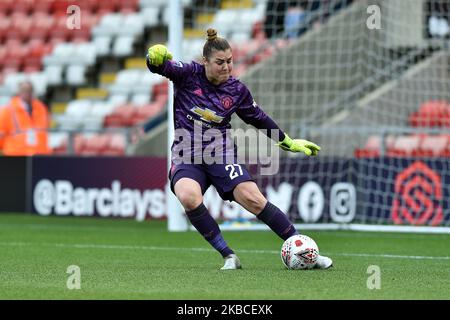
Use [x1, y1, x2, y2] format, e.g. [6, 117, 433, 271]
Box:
[0, 81, 51, 156]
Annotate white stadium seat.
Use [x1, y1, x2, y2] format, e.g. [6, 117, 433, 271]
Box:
[93, 36, 112, 56]
[112, 36, 135, 57]
[66, 65, 87, 85]
[141, 7, 160, 27]
[44, 65, 64, 86]
[119, 14, 145, 36]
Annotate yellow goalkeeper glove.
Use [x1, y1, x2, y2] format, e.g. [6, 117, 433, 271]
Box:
[276, 134, 321, 156]
[147, 44, 173, 66]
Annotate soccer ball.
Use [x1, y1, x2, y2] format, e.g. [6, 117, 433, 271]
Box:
[280, 235, 319, 270]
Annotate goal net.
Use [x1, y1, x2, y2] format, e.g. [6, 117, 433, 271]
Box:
[169, 0, 450, 231]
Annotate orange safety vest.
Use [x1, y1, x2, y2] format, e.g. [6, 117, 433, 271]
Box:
[0, 96, 51, 156]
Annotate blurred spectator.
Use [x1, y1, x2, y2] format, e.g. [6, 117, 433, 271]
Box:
[265, 0, 352, 39]
[0, 81, 52, 156]
[264, 0, 288, 38]
[426, 0, 450, 38]
[284, 2, 306, 38]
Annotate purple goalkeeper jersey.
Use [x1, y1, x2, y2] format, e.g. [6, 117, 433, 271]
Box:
[147, 59, 284, 163]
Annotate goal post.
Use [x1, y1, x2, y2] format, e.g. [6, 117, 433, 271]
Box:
[167, 0, 188, 231]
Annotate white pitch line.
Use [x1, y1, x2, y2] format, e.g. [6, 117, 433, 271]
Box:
[0, 241, 449, 261]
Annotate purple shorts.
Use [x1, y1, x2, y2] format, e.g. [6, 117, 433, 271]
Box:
[169, 163, 254, 201]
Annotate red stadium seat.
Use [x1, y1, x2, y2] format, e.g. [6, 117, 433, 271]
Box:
[11, 0, 35, 15]
[103, 104, 138, 128]
[102, 133, 126, 156]
[252, 21, 265, 40]
[52, 136, 69, 155]
[73, 134, 88, 155]
[79, 134, 112, 155]
[23, 58, 43, 73]
[118, 0, 138, 14]
[354, 135, 396, 158]
[28, 39, 47, 57]
[0, 48, 7, 68]
[49, 16, 72, 42]
[130, 103, 161, 126]
[97, 0, 119, 15]
[413, 134, 450, 157]
[441, 137, 450, 157]
[152, 81, 169, 100]
[52, 0, 71, 16]
[386, 135, 423, 157]
[354, 135, 381, 158]
[0, 17, 12, 42]
[3, 45, 29, 71]
[34, 0, 53, 14]
[2, 67, 20, 76]
[75, 0, 98, 13]
[410, 100, 450, 127]
[0, 0, 14, 15]
[7, 14, 33, 42]
[31, 13, 56, 42]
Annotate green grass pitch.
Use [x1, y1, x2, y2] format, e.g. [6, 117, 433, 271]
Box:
[0, 213, 448, 300]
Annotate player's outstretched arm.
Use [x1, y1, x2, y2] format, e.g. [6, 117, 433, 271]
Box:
[276, 133, 321, 156]
[147, 44, 173, 66]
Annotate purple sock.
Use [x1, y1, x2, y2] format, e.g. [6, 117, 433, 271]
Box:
[257, 202, 298, 240]
[186, 203, 234, 258]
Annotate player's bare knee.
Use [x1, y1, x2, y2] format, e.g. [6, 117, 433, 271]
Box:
[177, 190, 202, 211]
[246, 195, 266, 213]
[238, 186, 266, 213]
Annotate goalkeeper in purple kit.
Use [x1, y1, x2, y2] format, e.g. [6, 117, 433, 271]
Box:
[146, 28, 332, 270]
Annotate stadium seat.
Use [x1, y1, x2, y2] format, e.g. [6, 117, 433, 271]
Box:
[43, 43, 76, 66]
[102, 133, 126, 156]
[108, 94, 129, 107]
[80, 134, 112, 155]
[409, 100, 450, 127]
[130, 102, 162, 126]
[386, 135, 423, 157]
[12, 0, 35, 15]
[103, 104, 137, 128]
[413, 134, 450, 157]
[34, 0, 53, 14]
[92, 14, 123, 37]
[119, 13, 145, 37]
[354, 135, 397, 158]
[3, 72, 27, 94]
[74, 0, 99, 14]
[0, 0, 14, 14]
[43, 65, 64, 85]
[66, 65, 87, 85]
[48, 16, 72, 41]
[0, 16, 12, 43]
[97, 0, 120, 15]
[28, 73, 48, 97]
[118, 0, 139, 14]
[141, 7, 160, 27]
[112, 36, 135, 57]
[93, 36, 112, 56]
[73, 43, 97, 65]
[48, 131, 69, 154]
[131, 93, 151, 105]
[354, 135, 382, 158]
[139, 0, 167, 8]
[152, 81, 169, 100]
[84, 101, 117, 130]
[56, 100, 92, 130]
